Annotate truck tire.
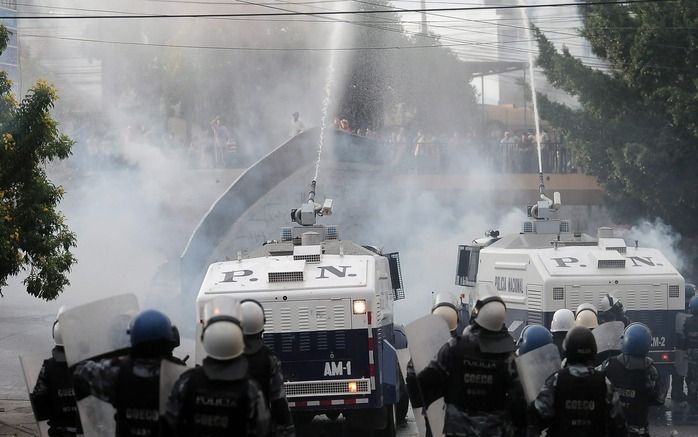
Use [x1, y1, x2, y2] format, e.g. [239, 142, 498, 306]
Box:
[396, 372, 409, 423]
[377, 405, 396, 437]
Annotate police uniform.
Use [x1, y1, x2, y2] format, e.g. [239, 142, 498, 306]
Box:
[684, 314, 698, 404]
[601, 353, 663, 437]
[165, 357, 270, 437]
[532, 364, 627, 437]
[74, 355, 183, 437]
[30, 347, 83, 437]
[417, 325, 521, 437]
[245, 340, 295, 437]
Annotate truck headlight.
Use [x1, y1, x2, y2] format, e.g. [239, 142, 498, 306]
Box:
[353, 299, 367, 314]
[348, 381, 358, 393]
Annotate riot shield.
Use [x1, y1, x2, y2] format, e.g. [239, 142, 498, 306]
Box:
[514, 343, 561, 403]
[593, 321, 625, 354]
[406, 315, 452, 437]
[160, 360, 188, 415]
[59, 293, 140, 367]
[77, 396, 116, 437]
[396, 348, 411, 381]
[19, 355, 49, 437]
[676, 313, 691, 377]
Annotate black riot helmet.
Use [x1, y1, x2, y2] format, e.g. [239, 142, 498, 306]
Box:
[562, 326, 597, 365]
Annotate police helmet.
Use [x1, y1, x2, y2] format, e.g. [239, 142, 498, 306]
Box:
[597, 294, 613, 312]
[471, 296, 506, 332]
[689, 295, 698, 315]
[576, 302, 598, 316]
[241, 299, 266, 336]
[432, 302, 459, 332]
[563, 326, 597, 364]
[621, 323, 652, 357]
[550, 309, 575, 333]
[129, 309, 175, 347]
[517, 324, 553, 355]
[201, 316, 245, 360]
[575, 308, 599, 329]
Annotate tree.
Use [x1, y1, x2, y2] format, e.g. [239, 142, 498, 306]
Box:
[533, 1, 698, 238]
[0, 26, 76, 299]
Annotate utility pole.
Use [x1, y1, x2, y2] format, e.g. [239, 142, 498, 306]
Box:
[421, 0, 428, 34]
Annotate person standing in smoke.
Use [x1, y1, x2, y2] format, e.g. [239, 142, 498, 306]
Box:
[30, 309, 83, 437]
[290, 112, 305, 137]
[550, 309, 575, 356]
[165, 304, 270, 437]
[531, 326, 627, 437]
[599, 323, 664, 437]
[240, 299, 295, 437]
[417, 296, 523, 437]
[73, 309, 183, 437]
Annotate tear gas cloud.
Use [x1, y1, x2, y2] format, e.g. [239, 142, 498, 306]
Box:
[620, 218, 687, 273]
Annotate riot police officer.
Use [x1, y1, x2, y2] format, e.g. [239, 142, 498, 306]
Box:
[417, 296, 522, 436]
[672, 283, 695, 401]
[30, 309, 83, 437]
[240, 299, 295, 437]
[551, 309, 575, 356]
[684, 295, 698, 405]
[73, 309, 183, 437]
[598, 294, 630, 326]
[600, 323, 663, 437]
[405, 297, 462, 437]
[575, 303, 599, 330]
[531, 326, 627, 437]
[165, 308, 270, 437]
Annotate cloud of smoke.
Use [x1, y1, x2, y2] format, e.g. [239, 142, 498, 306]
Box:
[620, 218, 686, 273]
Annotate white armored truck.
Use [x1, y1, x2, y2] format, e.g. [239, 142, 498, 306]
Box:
[456, 193, 685, 373]
[195, 189, 406, 436]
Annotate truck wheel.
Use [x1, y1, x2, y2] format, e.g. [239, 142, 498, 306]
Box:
[396, 372, 409, 423]
[377, 405, 396, 437]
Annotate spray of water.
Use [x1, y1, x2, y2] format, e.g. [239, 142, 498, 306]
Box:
[518, 1, 544, 190]
[314, 50, 336, 184]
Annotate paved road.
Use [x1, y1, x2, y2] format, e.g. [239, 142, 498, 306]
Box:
[2, 398, 697, 437]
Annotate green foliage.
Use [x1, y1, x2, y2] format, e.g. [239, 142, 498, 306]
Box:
[0, 26, 76, 299]
[533, 1, 698, 237]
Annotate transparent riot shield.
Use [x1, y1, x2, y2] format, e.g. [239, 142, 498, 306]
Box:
[593, 321, 625, 353]
[19, 355, 49, 437]
[202, 295, 242, 323]
[396, 348, 411, 382]
[514, 343, 561, 403]
[159, 360, 188, 415]
[59, 293, 140, 367]
[406, 314, 452, 437]
[676, 313, 691, 377]
[77, 396, 116, 437]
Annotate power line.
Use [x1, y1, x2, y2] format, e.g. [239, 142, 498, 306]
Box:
[19, 31, 550, 51]
[0, 0, 677, 20]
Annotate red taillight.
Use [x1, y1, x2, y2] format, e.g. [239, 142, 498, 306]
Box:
[662, 353, 670, 361]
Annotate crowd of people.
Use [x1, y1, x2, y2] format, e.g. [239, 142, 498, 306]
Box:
[28, 284, 698, 437]
[334, 121, 576, 175]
